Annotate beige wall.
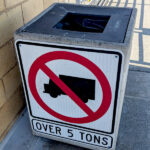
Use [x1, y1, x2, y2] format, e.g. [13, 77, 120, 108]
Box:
[0, 0, 70, 142]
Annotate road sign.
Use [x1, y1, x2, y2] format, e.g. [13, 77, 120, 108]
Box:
[28, 50, 112, 124]
[16, 41, 123, 149]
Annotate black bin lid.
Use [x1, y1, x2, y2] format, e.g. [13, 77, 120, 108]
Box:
[22, 3, 133, 43]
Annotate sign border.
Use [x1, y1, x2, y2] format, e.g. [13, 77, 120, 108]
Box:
[32, 119, 113, 149]
[16, 41, 123, 134]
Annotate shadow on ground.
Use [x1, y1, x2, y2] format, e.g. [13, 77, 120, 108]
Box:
[107, 0, 150, 72]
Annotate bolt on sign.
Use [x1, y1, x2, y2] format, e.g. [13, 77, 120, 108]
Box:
[14, 3, 136, 150]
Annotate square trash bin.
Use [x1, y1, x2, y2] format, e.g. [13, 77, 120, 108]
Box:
[14, 3, 136, 150]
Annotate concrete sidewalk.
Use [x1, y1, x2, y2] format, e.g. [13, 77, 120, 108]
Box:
[0, 0, 150, 150]
[106, 0, 150, 72]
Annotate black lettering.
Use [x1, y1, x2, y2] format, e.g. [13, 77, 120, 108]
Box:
[80, 132, 85, 140]
[49, 125, 54, 133]
[102, 137, 108, 145]
[36, 122, 42, 130]
[42, 123, 48, 131]
[86, 134, 92, 142]
[67, 129, 73, 137]
[55, 127, 61, 135]
[94, 135, 100, 144]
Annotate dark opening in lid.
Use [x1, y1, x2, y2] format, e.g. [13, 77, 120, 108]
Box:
[54, 13, 110, 33]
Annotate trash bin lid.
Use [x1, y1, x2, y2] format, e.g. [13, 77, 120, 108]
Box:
[22, 3, 133, 43]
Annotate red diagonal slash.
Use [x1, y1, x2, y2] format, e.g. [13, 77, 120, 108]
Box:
[41, 64, 94, 116]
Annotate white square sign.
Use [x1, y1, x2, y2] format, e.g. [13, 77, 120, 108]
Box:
[15, 41, 123, 149]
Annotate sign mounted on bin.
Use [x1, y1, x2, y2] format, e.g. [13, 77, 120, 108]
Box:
[16, 41, 123, 149]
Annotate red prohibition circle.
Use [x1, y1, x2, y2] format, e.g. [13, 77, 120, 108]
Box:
[28, 51, 112, 124]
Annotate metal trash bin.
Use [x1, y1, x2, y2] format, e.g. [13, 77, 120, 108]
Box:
[14, 3, 136, 150]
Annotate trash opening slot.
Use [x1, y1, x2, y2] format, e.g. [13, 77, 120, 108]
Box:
[53, 13, 110, 33]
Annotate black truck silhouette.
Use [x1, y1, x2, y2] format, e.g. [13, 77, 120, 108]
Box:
[44, 75, 95, 103]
